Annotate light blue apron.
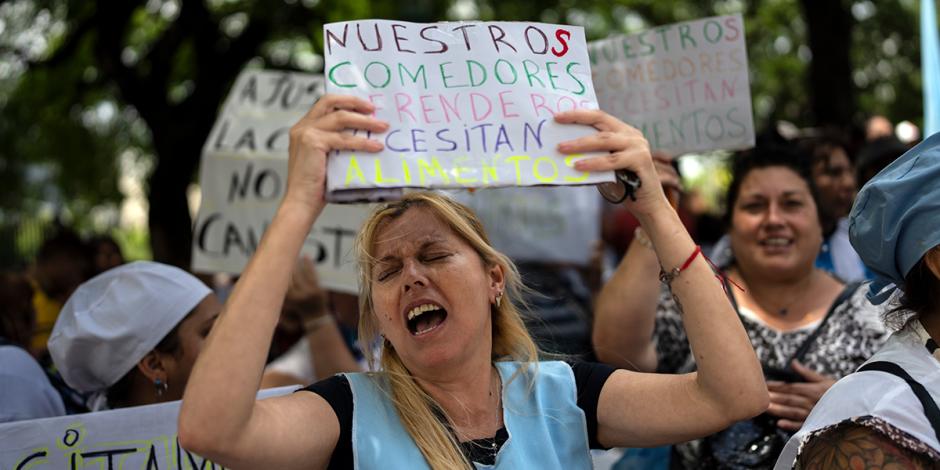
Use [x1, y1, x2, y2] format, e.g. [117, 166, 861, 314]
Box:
[346, 360, 593, 469]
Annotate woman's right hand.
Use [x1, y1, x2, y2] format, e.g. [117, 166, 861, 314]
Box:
[283, 94, 388, 214]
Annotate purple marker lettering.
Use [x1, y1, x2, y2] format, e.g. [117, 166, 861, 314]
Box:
[411, 128, 427, 152]
[471, 123, 492, 152]
[435, 128, 457, 151]
[494, 124, 514, 153]
[385, 129, 408, 152]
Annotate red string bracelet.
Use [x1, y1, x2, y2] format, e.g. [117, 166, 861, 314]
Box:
[702, 251, 745, 293]
[658, 244, 746, 293]
[659, 245, 702, 284]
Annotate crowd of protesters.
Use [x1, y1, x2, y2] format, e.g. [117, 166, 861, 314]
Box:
[1, 59, 937, 469]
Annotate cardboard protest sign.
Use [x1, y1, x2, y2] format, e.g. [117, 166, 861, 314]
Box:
[449, 186, 601, 265]
[0, 386, 294, 470]
[589, 14, 754, 154]
[191, 69, 373, 294]
[322, 20, 613, 196]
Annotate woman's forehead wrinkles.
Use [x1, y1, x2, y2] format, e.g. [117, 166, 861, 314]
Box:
[374, 224, 448, 259]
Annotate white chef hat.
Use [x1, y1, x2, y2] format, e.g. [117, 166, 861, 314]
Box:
[48, 261, 211, 393]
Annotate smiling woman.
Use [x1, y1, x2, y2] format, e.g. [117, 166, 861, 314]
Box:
[593, 142, 890, 469]
[178, 93, 769, 470]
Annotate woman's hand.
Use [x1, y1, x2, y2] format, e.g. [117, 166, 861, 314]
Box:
[555, 110, 669, 219]
[283, 94, 388, 214]
[766, 361, 837, 431]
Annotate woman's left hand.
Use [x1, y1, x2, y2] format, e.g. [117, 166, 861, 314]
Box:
[766, 361, 837, 431]
[555, 109, 670, 219]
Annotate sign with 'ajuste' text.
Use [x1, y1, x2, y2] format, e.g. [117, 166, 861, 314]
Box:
[589, 14, 754, 154]
[322, 20, 613, 197]
[191, 69, 372, 293]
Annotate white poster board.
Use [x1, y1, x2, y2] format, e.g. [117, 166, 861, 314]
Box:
[0, 387, 294, 470]
[589, 14, 754, 154]
[449, 186, 601, 265]
[322, 20, 612, 197]
[191, 69, 373, 294]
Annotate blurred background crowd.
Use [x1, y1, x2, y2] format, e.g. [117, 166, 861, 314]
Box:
[0, 1, 936, 468]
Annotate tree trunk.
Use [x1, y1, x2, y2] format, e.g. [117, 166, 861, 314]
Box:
[147, 137, 200, 269]
[800, 0, 856, 126]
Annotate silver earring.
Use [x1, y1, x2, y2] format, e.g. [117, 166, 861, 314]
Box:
[495, 292, 503, 308]
[154, 378, 168, 397]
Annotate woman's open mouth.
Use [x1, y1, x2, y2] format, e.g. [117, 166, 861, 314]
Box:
[406, 303, 448, 336]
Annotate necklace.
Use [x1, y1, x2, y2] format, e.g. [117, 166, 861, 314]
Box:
[750, 288, 805, 316]
[737, 270, 817, 317]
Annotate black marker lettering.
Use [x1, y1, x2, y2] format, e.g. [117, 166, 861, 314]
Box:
[391, 24, 415, 53]
[325, 24, 348, 54]
[356, 22, 383, 51]
[420, 26, 448, 53]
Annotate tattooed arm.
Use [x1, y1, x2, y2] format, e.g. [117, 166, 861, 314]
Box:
[797, 421, 940, 469]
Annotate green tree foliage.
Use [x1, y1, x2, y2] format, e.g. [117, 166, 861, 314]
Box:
[0, 0, 925, 267]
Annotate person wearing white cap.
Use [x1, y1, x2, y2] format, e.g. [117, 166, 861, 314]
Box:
[775, 133, 940, 468]
[48, 261, 221, 411]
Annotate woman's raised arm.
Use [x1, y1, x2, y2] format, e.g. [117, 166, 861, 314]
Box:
[592, 152, 679, 372]
[555, 109, 768, 448]
[178, 95, 387, 469]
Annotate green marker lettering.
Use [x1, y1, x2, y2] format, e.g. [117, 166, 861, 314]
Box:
[328, 61, 355, 88]
[398, 63, 428, 89]
[565, 62, 586, 96]
[364, 62, 391, 88]
[467, 60, 487, 87]
[522, 60, 545, 88]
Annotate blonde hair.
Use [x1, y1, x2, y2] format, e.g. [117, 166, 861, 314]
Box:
[355, 191, 539, 469]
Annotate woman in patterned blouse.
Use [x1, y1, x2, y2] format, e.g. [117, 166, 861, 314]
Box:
[593, 141, 890, 469]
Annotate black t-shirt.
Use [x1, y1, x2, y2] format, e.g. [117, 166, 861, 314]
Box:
[302, 361, 615, 469]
